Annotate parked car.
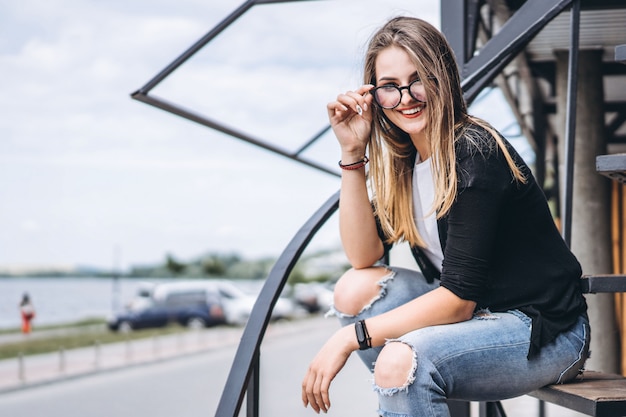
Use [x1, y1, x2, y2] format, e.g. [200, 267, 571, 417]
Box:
[208, 280, 299, 325]
[108, 287, 226, 332]
[293, 282, 335, 314]
[109, 279, 298, 331]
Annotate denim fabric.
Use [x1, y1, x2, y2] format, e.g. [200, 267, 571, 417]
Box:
[329, 266, 590, 417]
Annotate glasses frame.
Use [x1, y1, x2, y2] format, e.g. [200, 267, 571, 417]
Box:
[371, 78, 430, 110]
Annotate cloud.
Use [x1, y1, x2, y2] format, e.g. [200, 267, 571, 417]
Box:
[0, 0, 445, 269]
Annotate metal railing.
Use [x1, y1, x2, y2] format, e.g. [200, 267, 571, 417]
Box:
[211, 2, 579, 416]
[128, 1, 583, 416]
[213, 190, 339, 417]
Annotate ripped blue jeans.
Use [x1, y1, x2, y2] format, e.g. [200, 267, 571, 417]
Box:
[328, 266, 590, 417]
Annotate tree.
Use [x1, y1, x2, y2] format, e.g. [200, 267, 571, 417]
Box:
[165, 253, 186, 275]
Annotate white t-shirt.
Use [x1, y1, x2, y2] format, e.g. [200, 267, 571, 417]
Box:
[412, 157, 444, 272]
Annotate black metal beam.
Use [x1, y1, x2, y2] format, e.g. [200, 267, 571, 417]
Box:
[561, 0, 581, 247]
[135, 1, 256, 95]
[579, 0, 626, 10]
[607, 111, 626, 136]
[441, 0, 468, 69]
[255, 0, 318, 3]
[460, 0, 573, 96]
[531, 61, 626, 92]
[464, 59, 504, 104]
[479, 401, 508, 417]
[506, 0, 625, 11]
[466, 0, 483, 61]
[294, 125, 331, 156]
[131, 91, 339, 178]
[134, 0, 318, 94]
[543, 100, 626, 114]
[246, 352, 260, 417]
[581, 274, 626, 293]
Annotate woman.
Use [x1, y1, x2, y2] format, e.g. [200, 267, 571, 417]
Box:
[301, 16, 589, 417]
[19, 293, 36, 334]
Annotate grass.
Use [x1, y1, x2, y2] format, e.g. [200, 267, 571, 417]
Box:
[0, 319, 194, 360]
[0, 318, 106, 335]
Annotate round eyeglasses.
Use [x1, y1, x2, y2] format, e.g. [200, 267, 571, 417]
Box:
[371, 79, 427, 109]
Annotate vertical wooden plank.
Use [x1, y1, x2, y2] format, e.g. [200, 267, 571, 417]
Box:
[612, 181, 621, 274]
[612, 182, 622, 373]
[618, 183, 626, 375]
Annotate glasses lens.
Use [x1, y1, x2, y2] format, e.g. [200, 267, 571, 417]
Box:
[409, 80, 425, 102]
[373, 86, 401, 109]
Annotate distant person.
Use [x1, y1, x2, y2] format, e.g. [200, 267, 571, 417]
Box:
[19, 293, 36, 334]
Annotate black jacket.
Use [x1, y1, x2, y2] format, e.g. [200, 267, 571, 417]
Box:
[380, 125, 587, 357]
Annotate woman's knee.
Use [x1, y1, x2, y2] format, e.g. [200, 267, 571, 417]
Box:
[374, 341, 416, 389]
[333, 267, 389, 316]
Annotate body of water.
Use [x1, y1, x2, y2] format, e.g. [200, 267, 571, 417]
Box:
[0, 277, 169, 330]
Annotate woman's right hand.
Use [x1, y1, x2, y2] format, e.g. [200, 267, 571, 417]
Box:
[327, 85, 374, 155]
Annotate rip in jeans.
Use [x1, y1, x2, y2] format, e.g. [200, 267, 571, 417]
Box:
[373, 340, 418, 396]
[473, 308, 500, 320]
[373, 309, 501, 396]
[325, 268, 396, 318]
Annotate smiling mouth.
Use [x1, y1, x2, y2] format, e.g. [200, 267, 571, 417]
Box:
[400, 102, 426, 115]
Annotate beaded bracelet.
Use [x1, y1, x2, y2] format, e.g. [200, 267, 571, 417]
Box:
[338, 156, 369, 170]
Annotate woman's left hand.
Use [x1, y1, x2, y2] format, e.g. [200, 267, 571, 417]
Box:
[302, 326, 356, 413]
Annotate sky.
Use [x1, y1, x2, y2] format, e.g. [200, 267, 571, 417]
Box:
[0, 0, 526, 272]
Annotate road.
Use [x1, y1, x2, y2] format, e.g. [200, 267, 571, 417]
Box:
[0, 316, 584, 417]
[0, 317, 377, 417]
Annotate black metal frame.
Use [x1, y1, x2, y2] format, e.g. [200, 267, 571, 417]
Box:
[581, 274, 626, 294]
[131, 0, 339, 178]
[561, 0, 581, 248]
[444, 0, 575, 104]
[131, 0, 578, 179]
[214, 190, 340, 417]
[129, 1, 585, 416]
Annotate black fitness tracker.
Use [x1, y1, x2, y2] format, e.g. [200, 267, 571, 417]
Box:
[355, 319, 372, 350]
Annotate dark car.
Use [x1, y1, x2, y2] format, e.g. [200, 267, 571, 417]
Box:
[108, 289, 226, 332]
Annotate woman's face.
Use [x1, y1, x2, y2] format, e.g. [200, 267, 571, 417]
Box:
[374, 46, 429, 146]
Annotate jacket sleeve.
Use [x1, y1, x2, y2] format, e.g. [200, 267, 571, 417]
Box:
[439, 139, 513, 302]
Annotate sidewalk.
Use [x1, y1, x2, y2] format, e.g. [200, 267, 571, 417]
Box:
[0, 316, 337, 395]
[0, 323, 249, 394]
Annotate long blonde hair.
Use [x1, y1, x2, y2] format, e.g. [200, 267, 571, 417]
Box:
[364, 16, 525, 248]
